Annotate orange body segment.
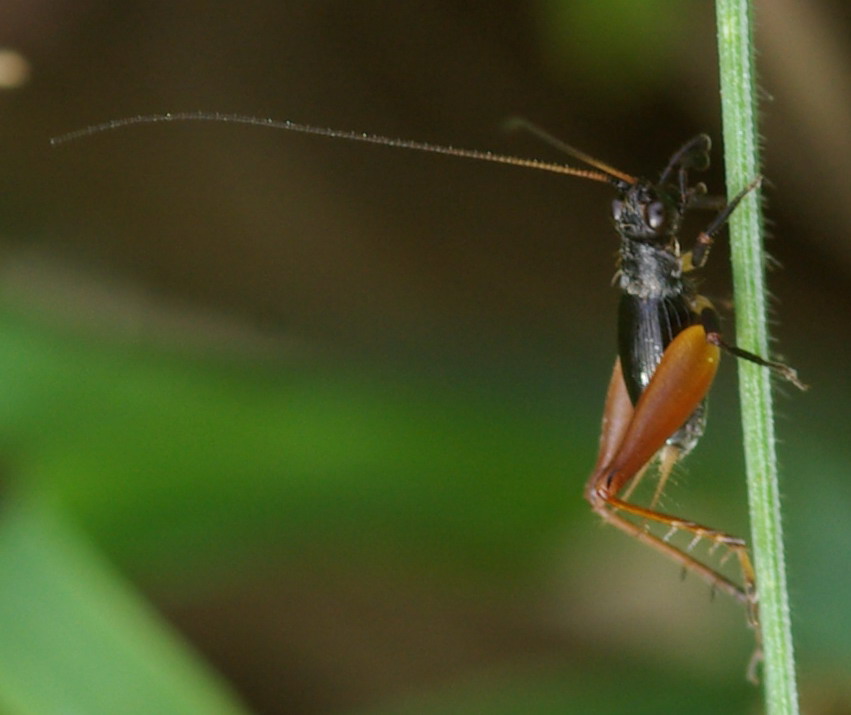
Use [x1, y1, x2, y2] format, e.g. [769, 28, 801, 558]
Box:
[591, 358, 634, 476]
[596, 324, 720, 497]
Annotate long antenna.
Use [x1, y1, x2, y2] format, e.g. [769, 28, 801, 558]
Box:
[504, 117, 636, 185]
[50, 112, 621, 185]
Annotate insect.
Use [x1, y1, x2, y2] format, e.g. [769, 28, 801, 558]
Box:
[52, 112, 804, 672]
[580, 134, 805, 617]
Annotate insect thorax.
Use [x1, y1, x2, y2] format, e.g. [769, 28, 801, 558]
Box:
[617, 238, 684, 300]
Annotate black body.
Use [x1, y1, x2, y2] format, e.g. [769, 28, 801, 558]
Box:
[610, 145, 712, 455]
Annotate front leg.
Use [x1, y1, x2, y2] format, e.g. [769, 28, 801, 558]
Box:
[682, 176, 763, 271]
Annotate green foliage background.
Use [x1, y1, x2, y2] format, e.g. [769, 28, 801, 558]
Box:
[1, 1, 849, 712]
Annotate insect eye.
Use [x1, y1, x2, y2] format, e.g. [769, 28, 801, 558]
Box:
[646, 201, 667, 230]
[612, 199, 624, 222]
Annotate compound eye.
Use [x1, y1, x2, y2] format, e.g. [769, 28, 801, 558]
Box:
[646, 201, 667, 230]
[612, 199, 624, 222]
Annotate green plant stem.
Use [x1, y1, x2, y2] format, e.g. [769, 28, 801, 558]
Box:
[715, 1, 799, 712]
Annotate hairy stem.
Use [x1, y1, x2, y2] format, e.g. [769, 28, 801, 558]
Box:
[715, 1, 800, 712]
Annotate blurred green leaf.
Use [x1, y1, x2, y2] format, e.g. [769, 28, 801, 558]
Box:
[0, 307, 589, 586]
[534, 0, 685, 94]
[0, 491, 246, 714]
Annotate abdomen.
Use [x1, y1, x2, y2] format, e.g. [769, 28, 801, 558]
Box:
[617, 293, 707, 455]
[618, 294, 694, 404]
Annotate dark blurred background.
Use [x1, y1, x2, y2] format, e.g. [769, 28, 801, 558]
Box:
[0, 1, 850, 713]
